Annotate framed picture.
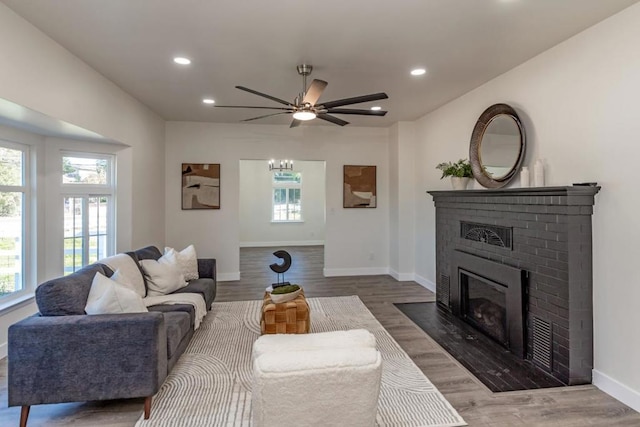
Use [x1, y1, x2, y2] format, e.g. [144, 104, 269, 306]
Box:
[343, 165, 377, 208]
[182, 163, 220, 209]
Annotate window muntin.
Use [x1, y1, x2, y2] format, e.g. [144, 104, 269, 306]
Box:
[0, 144, 27, 299]
[272, 172, 302, 222]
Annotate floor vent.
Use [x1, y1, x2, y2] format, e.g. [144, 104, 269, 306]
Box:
[532, 317, 553, 371]
[437, 274, 450, 307]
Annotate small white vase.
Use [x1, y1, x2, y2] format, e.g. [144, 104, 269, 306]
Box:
[450, 177, 471, 190]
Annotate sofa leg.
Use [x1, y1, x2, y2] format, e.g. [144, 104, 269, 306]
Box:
[20, 406, 30, 427]
[144, 396, 152, 419]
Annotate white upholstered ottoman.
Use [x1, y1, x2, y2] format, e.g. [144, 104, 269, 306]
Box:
[251, 329, 382, 427]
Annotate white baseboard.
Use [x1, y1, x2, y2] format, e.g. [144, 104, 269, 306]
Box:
[217, 272, 241, 282]
[0, 341, 6, 360]
[323, 267, 390, 277]
[389, 269, 417, 282]
[593, 369, 640, 412]
[414, 274, 436, 293]
[240, 240, 324, 248]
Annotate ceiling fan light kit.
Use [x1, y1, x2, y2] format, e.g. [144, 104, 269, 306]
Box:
[292, 111, 316, 121]
[215, 64, 388, 127]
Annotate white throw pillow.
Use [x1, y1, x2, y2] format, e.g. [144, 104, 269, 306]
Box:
[99, 253, 146, 297]
[140, 258, 187, 297]
[164, 245, 199, 281]
[85, 272, 148, 315]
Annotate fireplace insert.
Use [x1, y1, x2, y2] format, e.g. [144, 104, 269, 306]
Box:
[450, 250, 527, 358]
[461, 270, 508, 346]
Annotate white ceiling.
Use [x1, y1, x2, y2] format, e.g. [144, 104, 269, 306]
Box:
[3, 0, 638, 127]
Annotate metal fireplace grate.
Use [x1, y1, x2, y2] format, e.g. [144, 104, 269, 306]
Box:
[461, 222, 512, 249]
[532, 317, 553, 371]
[437, 274, 450, 307]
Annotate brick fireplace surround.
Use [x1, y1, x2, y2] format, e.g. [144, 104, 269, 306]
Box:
[428, 186, 600, 385]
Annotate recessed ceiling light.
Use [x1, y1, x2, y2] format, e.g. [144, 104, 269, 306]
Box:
[173, 57, 191, 65]
[410, 68, 427, 76]
[202, 98, 215, 104]
[370, 106, 382, 111]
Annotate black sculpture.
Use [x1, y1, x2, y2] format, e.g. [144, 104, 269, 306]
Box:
[270, 250, 291, 288]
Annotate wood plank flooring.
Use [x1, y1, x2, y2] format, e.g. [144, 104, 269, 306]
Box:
[0, 245, 638, 426]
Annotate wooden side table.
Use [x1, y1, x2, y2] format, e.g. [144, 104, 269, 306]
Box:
[261, 290, 310, 334]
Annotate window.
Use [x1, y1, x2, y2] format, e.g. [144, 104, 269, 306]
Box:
[272, 172, 302, 222]
[62, 153, 115, 274]
[0, 142, 28, 299]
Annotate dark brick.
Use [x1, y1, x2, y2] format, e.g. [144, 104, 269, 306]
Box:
[430, 186, 597, 386]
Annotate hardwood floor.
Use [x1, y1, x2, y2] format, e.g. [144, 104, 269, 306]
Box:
[0, 245, 638, 426]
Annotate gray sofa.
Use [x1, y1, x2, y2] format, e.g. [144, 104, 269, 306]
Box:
[7, 245, 216, 427]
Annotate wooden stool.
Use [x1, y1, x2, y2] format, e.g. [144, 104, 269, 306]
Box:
[261, 290, 310, 334]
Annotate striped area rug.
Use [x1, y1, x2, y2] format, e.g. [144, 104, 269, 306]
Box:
[136, 296, 466, 427]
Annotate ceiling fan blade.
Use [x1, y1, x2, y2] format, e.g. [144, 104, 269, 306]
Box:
[240, 112, 292, 122]
[317, 114, 349, 126]
[303, 79, 328, 105]
[319, 92, 389, 109]
[326, 108, 387, 116]
[290, 119, 302, 128]
[215, 105, 292, 110]
[235, 86, 293, 106]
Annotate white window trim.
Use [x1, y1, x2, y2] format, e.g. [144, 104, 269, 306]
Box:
[0, 139, 33, 307]
[61, 151, 116, 272]
[271, 172, 303, 222]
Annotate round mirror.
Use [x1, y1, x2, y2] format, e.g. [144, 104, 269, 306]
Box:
[469, 103, 525, 188]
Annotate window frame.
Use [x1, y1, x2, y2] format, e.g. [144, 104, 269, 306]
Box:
[0, 139, 32, 306]
[61, 151, 116, 273]
[271, 171, 303, 223]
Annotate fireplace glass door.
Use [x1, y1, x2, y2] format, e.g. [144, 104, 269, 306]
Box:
[461, 270, 508, 346]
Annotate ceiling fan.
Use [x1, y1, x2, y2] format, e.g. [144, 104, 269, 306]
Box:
[214, 64, 388, 127]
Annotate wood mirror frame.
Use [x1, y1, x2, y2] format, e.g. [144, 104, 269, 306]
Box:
[469, 103, 526, 188]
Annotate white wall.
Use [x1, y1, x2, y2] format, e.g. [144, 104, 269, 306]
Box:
[165, 122, 389, 280]
[413, 3, 640, 409]
[239, 160, 325, 247]
[0, 3, 166, 250]
[389, 122, 417, 282]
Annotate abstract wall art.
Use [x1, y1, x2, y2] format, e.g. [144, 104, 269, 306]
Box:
[182, 163, 220, 209]
[343, 165, 377, 208]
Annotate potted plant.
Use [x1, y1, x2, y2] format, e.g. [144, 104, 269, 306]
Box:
[436, 159, 473, 190]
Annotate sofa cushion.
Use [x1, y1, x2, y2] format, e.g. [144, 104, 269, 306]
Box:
[171, 278, 216, 310]
[162, 311, 191, 359]
[36, 264, 110, 316]
[148, 304, 195, 328]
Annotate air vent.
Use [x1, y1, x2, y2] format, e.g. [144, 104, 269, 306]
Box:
[532, 317, 553, 371]
[461, 221, 512, 249]
[437, 274, 450, 308]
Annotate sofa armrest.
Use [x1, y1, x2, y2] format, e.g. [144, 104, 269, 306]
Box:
[197, 258, 216, 282]
[8, 312, 168, 407]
